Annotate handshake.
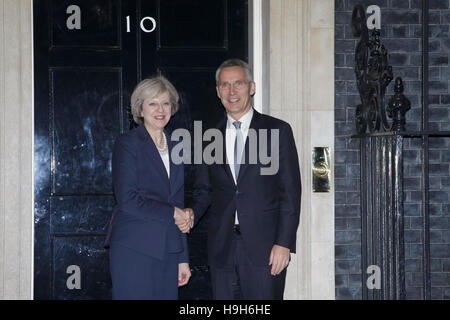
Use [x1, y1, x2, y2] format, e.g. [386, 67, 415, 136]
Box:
[174, 207, 194, 234]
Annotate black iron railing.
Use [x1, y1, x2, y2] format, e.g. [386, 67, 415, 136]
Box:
[351, 1, 450, 300]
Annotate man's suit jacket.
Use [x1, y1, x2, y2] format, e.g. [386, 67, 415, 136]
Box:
[105, 124, 188, 263]
[192, 109, 301, 267]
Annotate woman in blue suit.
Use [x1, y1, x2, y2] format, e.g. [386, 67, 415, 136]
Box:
[105, 76, 192, 299]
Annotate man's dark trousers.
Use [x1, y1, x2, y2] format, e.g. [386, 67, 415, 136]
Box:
[210, 226, 287, 300]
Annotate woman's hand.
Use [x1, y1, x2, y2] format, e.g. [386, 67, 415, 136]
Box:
[178, 263, 191, 287]
[173, 206, 185, 221]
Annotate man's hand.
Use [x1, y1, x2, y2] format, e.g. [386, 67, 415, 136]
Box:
[174, 207, 194, 233]
[184, 208, 194, 226]
[178, 263, 191, 287]
[268, 245, 290, 276]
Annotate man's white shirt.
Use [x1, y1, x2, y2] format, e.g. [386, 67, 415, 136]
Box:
[225, 107, 254, 225]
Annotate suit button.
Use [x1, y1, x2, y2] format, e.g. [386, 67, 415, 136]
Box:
[236, 190, 239, 195]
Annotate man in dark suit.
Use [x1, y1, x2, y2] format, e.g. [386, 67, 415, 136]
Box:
[184, 59, 301, 300]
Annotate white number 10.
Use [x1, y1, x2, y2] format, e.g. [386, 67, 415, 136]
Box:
[126, 15, 157, 33]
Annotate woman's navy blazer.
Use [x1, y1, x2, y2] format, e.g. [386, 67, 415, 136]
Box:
[105, 124, 188, 262]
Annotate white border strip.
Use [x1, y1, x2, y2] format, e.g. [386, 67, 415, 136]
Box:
[30, 0, 35, 300]
[251, 0, 263, 113]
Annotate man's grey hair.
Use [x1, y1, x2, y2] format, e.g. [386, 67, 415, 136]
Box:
[215, 59, 254, 84]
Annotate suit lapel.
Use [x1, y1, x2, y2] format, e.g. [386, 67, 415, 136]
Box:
[167, 131, 181, 193]
[236, 109, 260, 185]
[219, 117, 234, 184]
[137, 125, 170, 190]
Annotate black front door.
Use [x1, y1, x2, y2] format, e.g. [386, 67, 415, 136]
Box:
[34, 0, 248, 299]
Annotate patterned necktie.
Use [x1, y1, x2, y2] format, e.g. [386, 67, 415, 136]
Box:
[233, 120, 243, 179]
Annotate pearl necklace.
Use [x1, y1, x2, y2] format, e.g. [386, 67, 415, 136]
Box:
[155, 133, 168, 152]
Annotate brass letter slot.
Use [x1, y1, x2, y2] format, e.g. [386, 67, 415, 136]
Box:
[312, 147, 331, 193]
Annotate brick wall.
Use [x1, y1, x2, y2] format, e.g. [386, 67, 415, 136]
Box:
[335, 0, 450, 300]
